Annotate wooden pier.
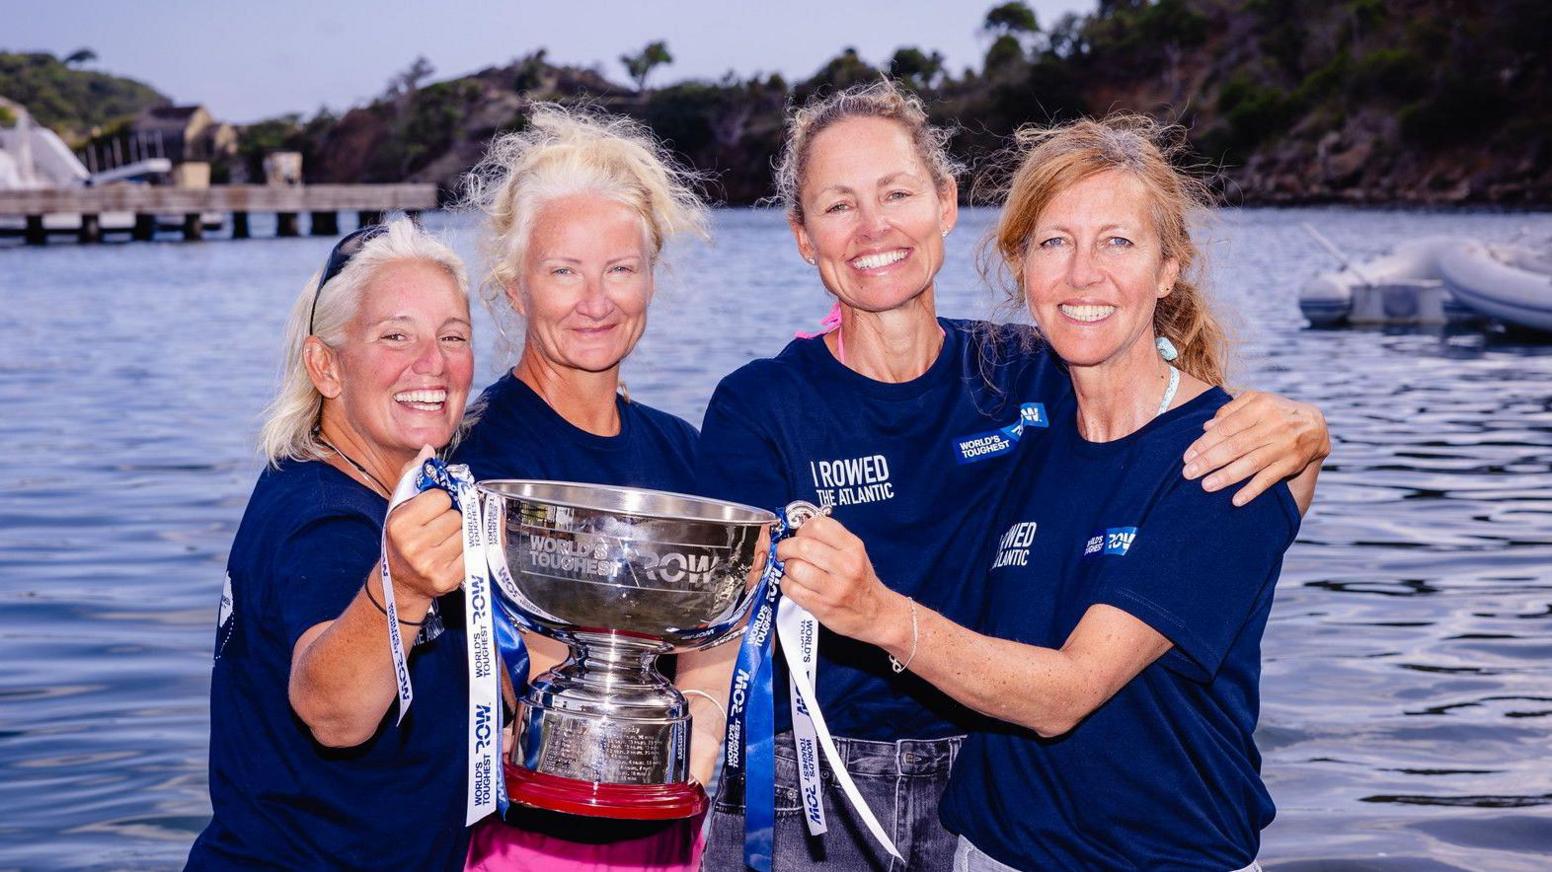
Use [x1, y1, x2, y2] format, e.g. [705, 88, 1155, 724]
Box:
[0, 184, 439, 244]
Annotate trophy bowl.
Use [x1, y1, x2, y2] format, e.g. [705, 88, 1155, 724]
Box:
[477, 479, 777, 820]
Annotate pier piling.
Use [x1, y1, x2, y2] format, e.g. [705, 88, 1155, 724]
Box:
[232, 212, 250, 239]
[79, 214, 101, 244]
[132, 214, 156, 242]
[24, 216, 45, 246]
[182, 213, 204, 241]
[310, 211, 339, 236]
[276, 212, 300, 237]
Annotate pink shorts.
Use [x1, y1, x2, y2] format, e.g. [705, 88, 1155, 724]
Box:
[465, 808, 705, 872]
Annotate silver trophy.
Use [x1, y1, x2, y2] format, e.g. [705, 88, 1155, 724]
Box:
[478, 480, 776, 819]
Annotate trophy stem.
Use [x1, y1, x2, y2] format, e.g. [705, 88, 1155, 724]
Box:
[568, 632, 675, 692]
[509, 631, 703, 817]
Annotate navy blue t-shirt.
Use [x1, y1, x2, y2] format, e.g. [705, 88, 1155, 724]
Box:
[939, 387, 1301, 871]
[187, 460, 470, 871]
[696, 318, 1071, 739]
[454, 371, 698, 493]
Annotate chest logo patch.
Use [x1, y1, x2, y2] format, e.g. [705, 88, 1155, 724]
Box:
[1084, 527, 1138, 557]
[809, 453, 895, 508]
[952, 402, 1048, 464]
[991, 521, 1038, 569]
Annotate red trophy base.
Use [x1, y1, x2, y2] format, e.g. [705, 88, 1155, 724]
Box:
[505, 762, 708, 820]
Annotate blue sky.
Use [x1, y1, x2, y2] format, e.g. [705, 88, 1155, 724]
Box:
[9, 0, 1093, 123]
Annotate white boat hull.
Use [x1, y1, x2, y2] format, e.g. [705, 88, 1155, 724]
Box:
[1437, 242, 1552, 333]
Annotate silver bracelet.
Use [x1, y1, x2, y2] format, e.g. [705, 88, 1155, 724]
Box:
[682, 689, 727, 722]
[888, 597, 919, 674]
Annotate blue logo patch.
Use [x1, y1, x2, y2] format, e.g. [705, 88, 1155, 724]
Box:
[952, 402, 1048, 464]
[1084, 527, 1138, 557]
[1019, 403, 1047, 428]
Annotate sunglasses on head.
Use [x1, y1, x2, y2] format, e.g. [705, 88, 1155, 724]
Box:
[308, 223, 390, 335]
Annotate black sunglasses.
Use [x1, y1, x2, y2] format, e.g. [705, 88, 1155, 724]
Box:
[308, 223, 389, 335]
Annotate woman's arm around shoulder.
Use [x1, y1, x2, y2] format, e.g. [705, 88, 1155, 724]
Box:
[1183, 390, 1329, 514]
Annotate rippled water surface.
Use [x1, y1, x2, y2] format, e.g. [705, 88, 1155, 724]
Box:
[3, 208, 1550, 870]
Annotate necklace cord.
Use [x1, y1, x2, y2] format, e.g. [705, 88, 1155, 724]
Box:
[318, 435, 393, 497]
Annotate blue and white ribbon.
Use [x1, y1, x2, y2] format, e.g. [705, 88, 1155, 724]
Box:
[380, 466, 426, 724]
[786, 602, 825, 837]
[723, 503, 901, 871]
[776, 599, 897, 860]
[723, 528, 783, 872]
[381, 458, 525, 827]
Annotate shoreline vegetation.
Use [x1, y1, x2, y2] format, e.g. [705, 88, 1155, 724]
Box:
[4, 0, 1548, 208]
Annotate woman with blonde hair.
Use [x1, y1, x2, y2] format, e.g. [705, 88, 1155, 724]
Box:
[776, 115, 1307, 871]
[696, 81, 1325, 870]
[455, 104, 718, 871]
[187, 218, 477, 870]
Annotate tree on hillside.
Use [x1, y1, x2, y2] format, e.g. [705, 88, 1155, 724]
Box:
[621, 41, 673, 92]
[512, 49, 549, 93]
[64, 48, 97, 66]
[983, 1, 1041, 75]
[890, 47, 946, 90]
[385, 55, 435, 99]
[984, 2, 1040, 38]
[1045, 13, 1088, 59]
[803, 47, 880, 94]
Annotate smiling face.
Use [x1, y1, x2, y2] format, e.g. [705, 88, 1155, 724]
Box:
[510, 193, 653, 375]
[1021, 169, 1179, 371]
[328, 258, 474, 460]
[792, 116, 957, 313]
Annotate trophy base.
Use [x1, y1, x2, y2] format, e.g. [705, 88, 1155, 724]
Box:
[506, 762, 708, 820]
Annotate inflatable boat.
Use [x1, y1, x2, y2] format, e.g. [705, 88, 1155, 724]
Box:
[1298, 235, 1477, 326]
[1437, 241, 1552, 333]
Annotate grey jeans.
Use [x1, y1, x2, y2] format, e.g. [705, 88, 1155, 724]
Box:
[952, 837, 1265, 872]
[701, 732, 963, 872]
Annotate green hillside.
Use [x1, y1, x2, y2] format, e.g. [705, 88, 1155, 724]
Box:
[0, 52, 167, 141]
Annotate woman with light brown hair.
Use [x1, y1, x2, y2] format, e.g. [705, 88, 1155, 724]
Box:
[773, 114, 1309, 871]
[697, 80, 1324, 871]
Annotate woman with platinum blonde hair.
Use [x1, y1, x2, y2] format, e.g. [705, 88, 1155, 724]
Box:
[696, 81, 1327, 871]
[454, 104, 717, 871]
[188, 218, 478, 870]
